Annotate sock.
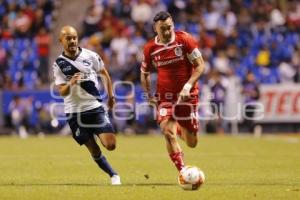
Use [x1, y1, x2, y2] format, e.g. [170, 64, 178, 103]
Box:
[93, 155, 117, 177]
[169, 152, 184, 171]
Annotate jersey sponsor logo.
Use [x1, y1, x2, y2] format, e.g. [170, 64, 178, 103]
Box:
[58, 60, 65, 65]
[174, 46, 183, 56]
[157, 56, 184, 67]
[82, 59, 91, 66]
[62, 65, 72, 72]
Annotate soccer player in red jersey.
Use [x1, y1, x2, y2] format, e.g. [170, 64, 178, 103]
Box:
[140, 11, 205, 172]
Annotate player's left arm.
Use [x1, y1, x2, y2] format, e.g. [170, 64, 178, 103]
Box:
[186, 55, 205, 89]
[178, 32, 205, 103]
[178, 52, 205, 103]
[93, 52, 115, 110]
[98, 67, 115, 110]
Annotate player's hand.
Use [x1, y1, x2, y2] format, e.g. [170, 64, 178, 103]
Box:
[107, 96, 116, 110]
[148, 96, 157, 107]
[69, 72, 83, 85]
[177, 89, 190, 104]
[177, 83, 192, 104]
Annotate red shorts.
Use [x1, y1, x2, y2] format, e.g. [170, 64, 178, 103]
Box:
[157, 100, 199, 134]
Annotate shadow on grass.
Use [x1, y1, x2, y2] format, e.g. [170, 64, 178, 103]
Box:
[0, 182, 177, 187]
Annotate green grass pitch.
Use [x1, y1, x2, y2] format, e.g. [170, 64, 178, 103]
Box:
[0, 134, 299, 200]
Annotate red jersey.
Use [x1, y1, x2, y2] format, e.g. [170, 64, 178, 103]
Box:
[141, 31, 201, 103]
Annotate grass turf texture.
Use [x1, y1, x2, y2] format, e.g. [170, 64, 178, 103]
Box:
[0, 134, 299, 200]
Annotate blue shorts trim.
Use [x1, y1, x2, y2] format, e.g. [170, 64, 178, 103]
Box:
[66, 106, 115, 145]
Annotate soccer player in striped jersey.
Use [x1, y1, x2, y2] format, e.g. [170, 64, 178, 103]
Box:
[53, 26, 121, 185]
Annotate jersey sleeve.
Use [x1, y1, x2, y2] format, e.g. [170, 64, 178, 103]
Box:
[92, 52, 105, 72]
[52, 62, 67, 85]
[183, 32, 202, 62]
[141, 43, 152, 74]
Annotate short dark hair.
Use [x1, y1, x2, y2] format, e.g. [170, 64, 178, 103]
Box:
[153, 11, 172, 23]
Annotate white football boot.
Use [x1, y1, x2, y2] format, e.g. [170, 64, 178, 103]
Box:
[111, 175, 121, 185]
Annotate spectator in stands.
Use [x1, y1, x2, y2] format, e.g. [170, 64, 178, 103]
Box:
[35, 27, 51, 84]
[279, 59, 296, 83]
[8, 95, 32, 138]
[242, 71, 260, 133]
[122, 53, 140, 84]
[287, 1, 300, 31]
[0, 0, 55, 90]
[209, 71, 226, 134]
[131, 0, 152, 23]
[0, 46, 8, 87]
[82, 4, 102, 37]
[213, 50, 230, 75]
[292, 48, 300, 82]
[35, 104, 53, 135]
[114, 0, 132, 23]
[13, 9, 32, 38]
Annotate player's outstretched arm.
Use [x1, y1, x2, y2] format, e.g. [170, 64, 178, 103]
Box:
[98, 68, 115, 110]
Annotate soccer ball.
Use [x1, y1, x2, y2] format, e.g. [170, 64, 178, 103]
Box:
[178, 166, 205, 190]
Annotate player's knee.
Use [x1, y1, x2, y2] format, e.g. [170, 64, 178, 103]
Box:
[186, 138, 198, 148]
[161, 125, 173, 135]
[105, 143, 116, 151]
[164, 130, 176, 140]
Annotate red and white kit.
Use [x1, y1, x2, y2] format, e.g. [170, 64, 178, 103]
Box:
[141, 31, 202, 133]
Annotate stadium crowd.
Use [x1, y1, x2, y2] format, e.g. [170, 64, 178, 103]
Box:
[0, 0, 58, 90]
[1, 0, 300, 135]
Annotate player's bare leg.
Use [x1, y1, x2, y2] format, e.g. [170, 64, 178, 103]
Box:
[160, 119, 185, 171]
[84, 136, 121, 185]
[160, 119, 181, 153]
[177, 123, 198, 148]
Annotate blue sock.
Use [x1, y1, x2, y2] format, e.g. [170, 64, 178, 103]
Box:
[93, 155, 117, 177]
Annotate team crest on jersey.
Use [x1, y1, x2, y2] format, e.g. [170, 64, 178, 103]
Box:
[75, 128, 80, 137]
[83, 59, 91, 66]
[159, 108, 167, 117]
[174, 46, 183, 56]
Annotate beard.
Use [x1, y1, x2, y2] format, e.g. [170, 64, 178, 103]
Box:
[161, 34, 172, 43]
[68, 45, 77, 54]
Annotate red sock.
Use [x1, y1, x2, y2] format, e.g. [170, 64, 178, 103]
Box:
[169, 152, 184, 171]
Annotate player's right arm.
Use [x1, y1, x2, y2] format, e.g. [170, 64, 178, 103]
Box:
[53, 62, 82, 97]
[140, 44, 156, 106]
[57, 73, 82, 96]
